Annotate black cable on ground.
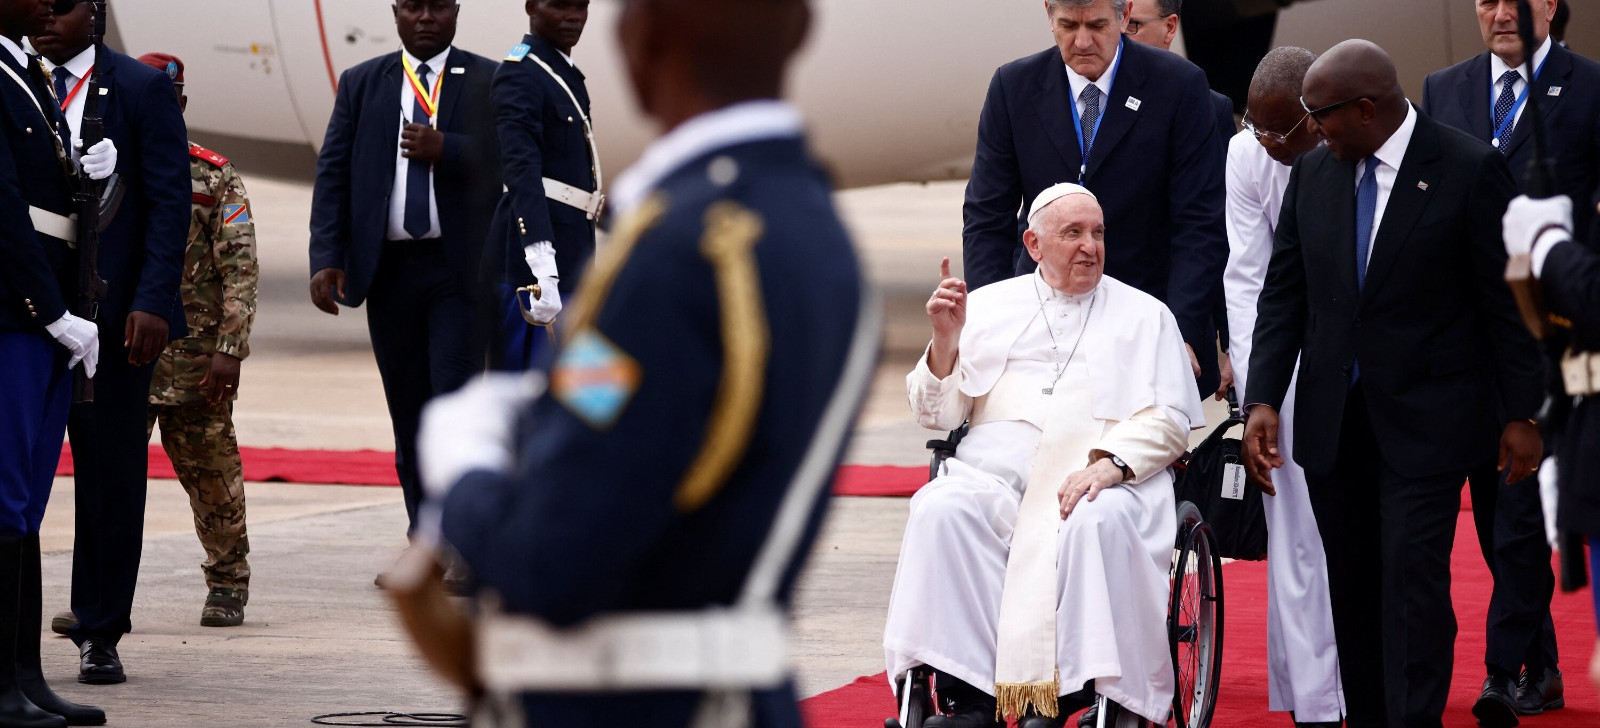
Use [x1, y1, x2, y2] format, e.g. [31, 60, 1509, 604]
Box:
[310, 711, 467, 727]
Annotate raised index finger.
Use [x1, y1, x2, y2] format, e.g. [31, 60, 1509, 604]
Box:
[940, 257, 951, 281]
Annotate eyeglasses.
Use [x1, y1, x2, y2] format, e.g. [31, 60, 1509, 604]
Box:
[1299, 95, 1369, 121]
[1123, 13, 1172, 35]
[50, 0, 82, 15]
[1242, 110, 1309, 144]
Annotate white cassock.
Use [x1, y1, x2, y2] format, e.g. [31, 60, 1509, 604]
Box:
[883, 272, 1204, 724]
[1224, 130, 1344, 722]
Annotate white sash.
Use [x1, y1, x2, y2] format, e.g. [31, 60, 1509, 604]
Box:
[523, 53, 603, 197]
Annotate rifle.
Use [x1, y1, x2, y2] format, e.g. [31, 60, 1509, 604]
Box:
[1504, 0, 1559, 341]
[70, 0, 108, 403]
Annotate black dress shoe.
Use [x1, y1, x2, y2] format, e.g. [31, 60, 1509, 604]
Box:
[1514, 668, 1563, 715]
[1471, 674, 1518, 728]
[19, 678, 104, 726]
[1018, 715, 1065, 728]
[75, 641, 123, 685]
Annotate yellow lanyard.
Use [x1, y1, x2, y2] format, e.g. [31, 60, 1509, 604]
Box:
[400, 53, 444, 127]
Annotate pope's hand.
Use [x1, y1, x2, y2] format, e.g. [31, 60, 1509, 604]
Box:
[1058, 458, 1123, 520]
[417, 371, 546, 502]
[926, 257, 966, 377]
[1502, 194, 1571, 259]
[1241, 407, 1282, 496]
[78, 138, 117, 180]
[523, 241, 562, 324]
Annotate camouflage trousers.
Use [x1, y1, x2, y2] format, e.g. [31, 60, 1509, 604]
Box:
[147, 401, 250, 592]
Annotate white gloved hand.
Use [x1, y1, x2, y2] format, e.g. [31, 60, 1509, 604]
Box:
[44, 312, 99, 378]
[417, 371, 546, 502]
[1538, 455, 1559, 550]
[522, 241, 562, 324]
[77, 138, 117, 181]
[1502, 194, 1572, 258]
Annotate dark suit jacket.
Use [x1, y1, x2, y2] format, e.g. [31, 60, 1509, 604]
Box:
[963, 40, 1227, 392]
[1542, 239, 1600, 531]
[486, 34, 597, 295]
[92, 47, 189, 338]
[1422, 42, 1600, 243]
[309, 47, 501, 307]
[0, 51, 76, 334]
[1245, 110, 1544, 479]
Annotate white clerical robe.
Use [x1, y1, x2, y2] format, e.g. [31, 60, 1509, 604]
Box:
[1224, 131, 1344, 721]
[884, 273, 1204, 723]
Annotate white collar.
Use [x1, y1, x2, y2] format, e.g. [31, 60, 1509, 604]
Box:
[402, 46, 450, 76]
[1063, 41, 1122, 104]
[1490, 35, 1553, 84]
[41, 45, 93, 79]
[610, 100, 805, 216]
[1371, 102, 1418, 172]
[1033, 268, 1098, 304]
[557, 49, 574, 67]
[0, 35, 26, 68]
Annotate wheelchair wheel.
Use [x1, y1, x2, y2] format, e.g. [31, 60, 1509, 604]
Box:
[1168, 504, 1223, 728]
[885, 666, 934, 728]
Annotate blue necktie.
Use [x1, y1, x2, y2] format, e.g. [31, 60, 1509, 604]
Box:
[1351, 157, 1378, 386]
[1491, 69, 1519, 154]
[1079, 84, 1102, 164]
[50, 66, 73, 154]
[403, 64, 433, 239]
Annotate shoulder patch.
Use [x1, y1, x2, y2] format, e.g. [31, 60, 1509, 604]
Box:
[505, 43, 531, 62]
[221, 203, 251, 226]
[551, 328, 641, 430]
[189, 145, 228, 168]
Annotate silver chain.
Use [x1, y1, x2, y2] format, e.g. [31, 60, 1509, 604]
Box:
[1032, 274, 1097, 395]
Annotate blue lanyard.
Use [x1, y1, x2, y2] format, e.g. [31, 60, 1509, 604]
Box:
[1067, 38, 1123, 181]
[1492, 51, 1549, 148]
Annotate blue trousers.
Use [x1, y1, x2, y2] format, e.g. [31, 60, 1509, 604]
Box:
[496, 282, 557, 372]
[1591, 537, 1599, 636]
[0, 333, 71, 537]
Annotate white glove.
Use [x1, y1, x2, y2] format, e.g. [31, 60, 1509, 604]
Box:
[77, 138, 117, 181]
[522, 241, 562, 324]
[1538, 455, 1559, 550]
[44, 312, 99, 378]
[417, 371, 546, 502]
[1502, 194, 1571, 267]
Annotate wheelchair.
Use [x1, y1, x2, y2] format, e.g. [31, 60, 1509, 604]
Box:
[886, 425, 1224, 728]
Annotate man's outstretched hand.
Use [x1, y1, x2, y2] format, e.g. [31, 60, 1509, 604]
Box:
[1241, 406, 1282, 496]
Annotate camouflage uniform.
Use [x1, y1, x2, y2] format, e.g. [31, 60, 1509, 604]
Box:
[147, 143, 257, 598]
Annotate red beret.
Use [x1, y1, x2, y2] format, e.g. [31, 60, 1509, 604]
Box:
[136, 52, 184, 85]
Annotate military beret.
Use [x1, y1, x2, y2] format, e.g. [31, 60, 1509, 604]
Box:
[136, 52, 185, 85]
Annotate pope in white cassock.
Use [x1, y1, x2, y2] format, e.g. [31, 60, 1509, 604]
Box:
[883, 183, 1205, 728]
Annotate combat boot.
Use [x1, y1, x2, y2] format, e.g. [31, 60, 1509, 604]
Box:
[14, 535, 101, 726]
[200, 587, 246, 628]
[0, 536, 66, 728]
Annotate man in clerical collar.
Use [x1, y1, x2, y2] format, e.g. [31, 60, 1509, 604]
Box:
[886, 183, 1203, 728]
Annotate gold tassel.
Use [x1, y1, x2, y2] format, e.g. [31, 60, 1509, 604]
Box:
[994, 670, 1060, 720]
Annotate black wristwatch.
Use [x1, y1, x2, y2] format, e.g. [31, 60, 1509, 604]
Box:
[1107, 454, 1131, 481]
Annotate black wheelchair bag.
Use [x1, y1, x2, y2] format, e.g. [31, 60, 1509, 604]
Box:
[1173, 398, 1269, 561]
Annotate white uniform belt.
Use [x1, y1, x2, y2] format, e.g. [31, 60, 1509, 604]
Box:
[30, 206, 77, 245]
[542, 177, 604, 219]
[1561, 349, 1600, 396]
[476, 606, 789, 692]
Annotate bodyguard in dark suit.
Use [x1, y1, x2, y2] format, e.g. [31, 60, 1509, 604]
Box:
[410, 2, 874, 725]
[308, 0, 501, 533]
[1419, 0, 1599, 716]
[485, 0, 599, 370]
[31, 0, 188, 685]
[0, 0, 108, 722]
[1243, 41, 1545, 728]
[963, 0, 1227, 397]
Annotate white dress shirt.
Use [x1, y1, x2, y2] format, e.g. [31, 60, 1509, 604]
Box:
[387, 47, 449, 241]
[1489, 35, 1552, 134]
[1063, 45, 1122, 109]
[1354, 103, 1418, 271]
[39, 46, 94, 160]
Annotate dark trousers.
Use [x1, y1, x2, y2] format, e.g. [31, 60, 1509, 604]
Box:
[1306, 387, 1465, 728]
[66, 338, 156, 642]
[1466, 457, 1559, 676]
[0, 333, 71, 537]
[365, 239, 483, 532]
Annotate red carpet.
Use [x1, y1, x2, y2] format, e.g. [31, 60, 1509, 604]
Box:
[55, 445, 932, 495]
[800, 507, 1599, 727]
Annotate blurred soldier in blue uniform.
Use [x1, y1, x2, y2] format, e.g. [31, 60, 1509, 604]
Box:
[409, 0, 876, 725]
[0, 0, 114, 723]
[1501, 193, 1600, 694]
[485, 0, 601, 370]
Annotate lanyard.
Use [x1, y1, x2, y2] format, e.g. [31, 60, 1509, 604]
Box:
[1067, 37, 1122, 181]
[58, 64, 91, 112]
[400, 53, 444, 126]
[1492, 52, 1548, 148]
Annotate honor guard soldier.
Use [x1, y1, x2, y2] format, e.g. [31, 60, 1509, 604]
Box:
[138, 52, 257, 630]
[0, 0, 115, 724]
[399, 1, 877, 726]
[1502, 193, 1600, 694]
[485, 0, 601, 370]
